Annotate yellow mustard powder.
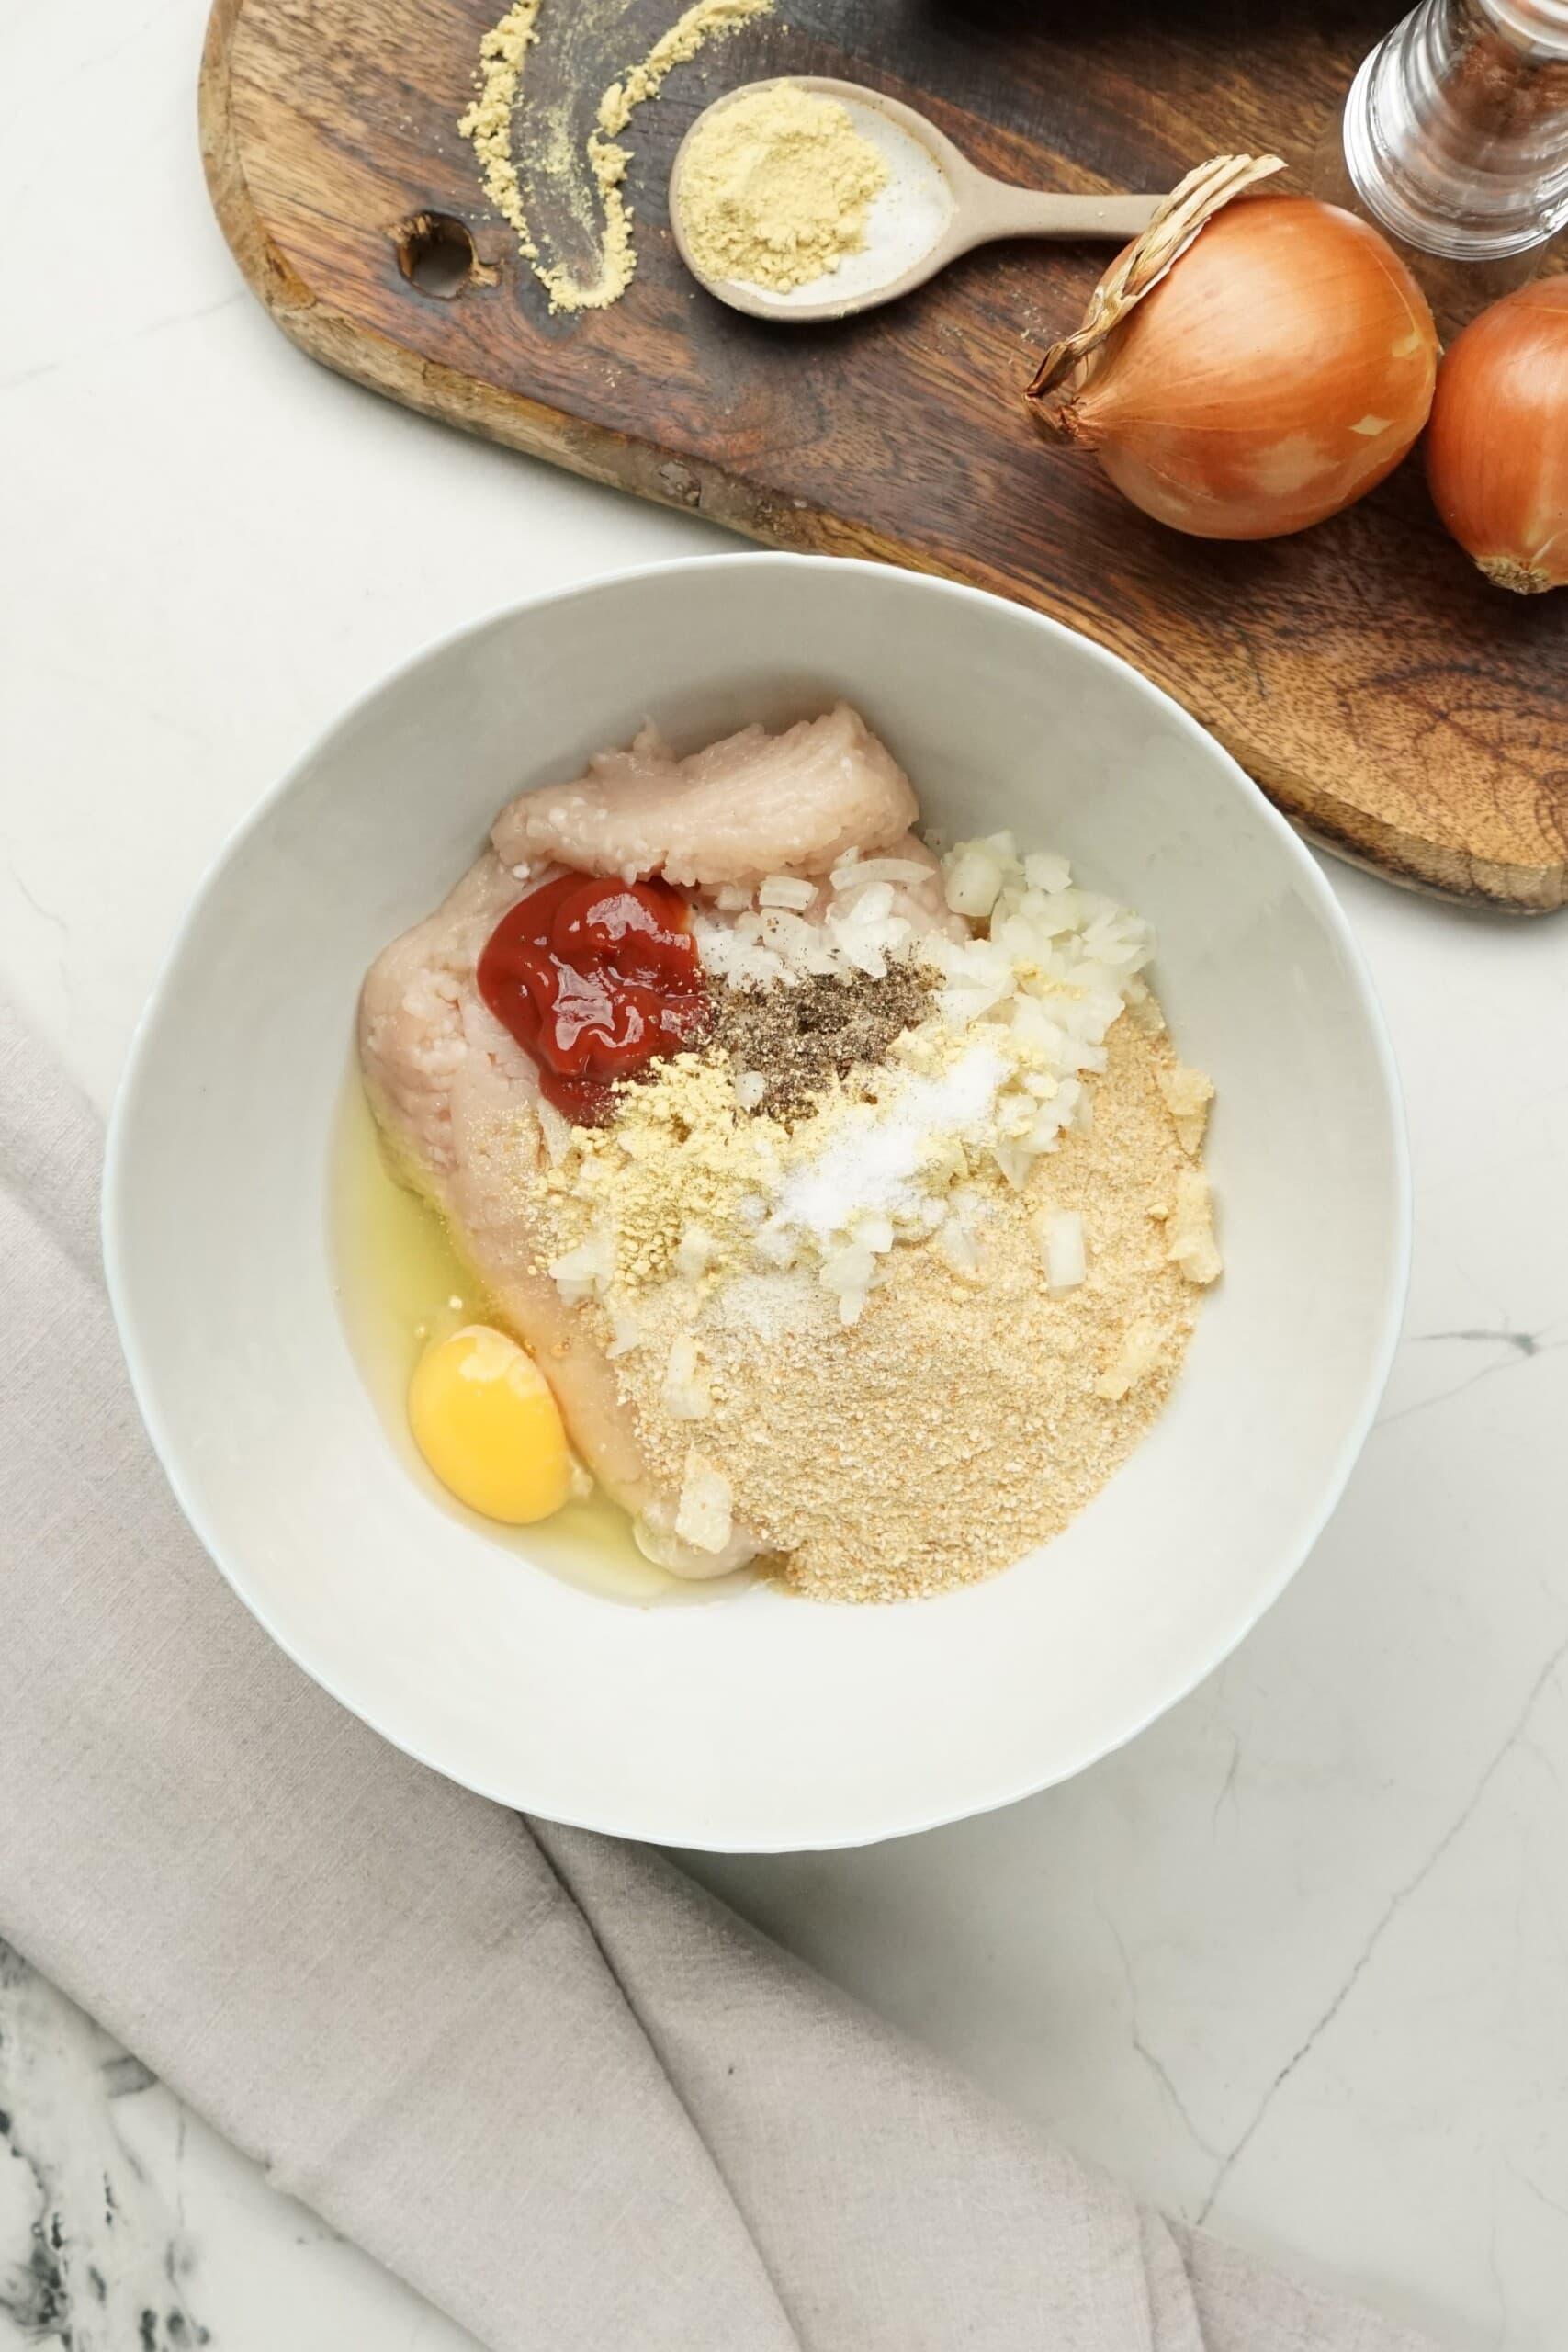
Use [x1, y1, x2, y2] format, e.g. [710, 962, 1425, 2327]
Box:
[674, 80, 889, 290]
[546, 1054, 788, 1291]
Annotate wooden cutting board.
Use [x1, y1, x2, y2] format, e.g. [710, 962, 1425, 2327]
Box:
[200, 0, 1568, 910]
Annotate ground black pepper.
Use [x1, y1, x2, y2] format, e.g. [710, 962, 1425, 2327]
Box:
[714, 964, 933, 1121]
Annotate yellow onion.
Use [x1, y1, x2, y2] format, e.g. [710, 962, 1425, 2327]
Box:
[1027, 159, 1438, 542]
[1426, 279, 1568, 594]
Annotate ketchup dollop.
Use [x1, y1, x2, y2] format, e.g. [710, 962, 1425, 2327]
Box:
[477, 872, 711, 1124]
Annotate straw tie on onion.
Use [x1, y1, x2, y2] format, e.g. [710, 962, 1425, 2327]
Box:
[1026, 156, 1439, 542]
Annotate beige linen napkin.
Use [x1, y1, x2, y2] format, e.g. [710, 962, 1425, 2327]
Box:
[0, 996, 1436, 2352]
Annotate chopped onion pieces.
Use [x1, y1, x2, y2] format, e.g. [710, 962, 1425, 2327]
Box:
[1036, 1207, 1087, 1293]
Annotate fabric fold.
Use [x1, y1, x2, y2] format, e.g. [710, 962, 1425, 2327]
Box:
[0, 998, 1436, 2352]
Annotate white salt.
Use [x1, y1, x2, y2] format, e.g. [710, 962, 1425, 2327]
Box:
[774, 1043, 1007, 1243]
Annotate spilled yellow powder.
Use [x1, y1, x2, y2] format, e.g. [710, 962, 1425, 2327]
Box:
[596, 0, 771, 138]
[458, 0, 774, 313]
[457, 0, 544, 262]
[674, 80, 888, 291]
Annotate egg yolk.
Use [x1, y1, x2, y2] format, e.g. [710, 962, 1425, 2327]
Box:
[408, 1324, 570, 1525]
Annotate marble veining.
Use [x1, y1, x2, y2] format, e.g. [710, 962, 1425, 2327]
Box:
[1194, 1623, 1568, 2229]
[0, 1944, 205, 2350]
[0, 1943, 479, 2352]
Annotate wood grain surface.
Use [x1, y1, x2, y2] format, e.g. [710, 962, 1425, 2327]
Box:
[199, 0, 1568, 910]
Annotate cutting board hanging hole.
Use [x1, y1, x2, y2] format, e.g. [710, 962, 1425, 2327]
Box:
[395, 213, 490, 299]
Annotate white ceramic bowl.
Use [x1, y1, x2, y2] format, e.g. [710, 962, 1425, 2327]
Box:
[105, 554, 1407, 1851]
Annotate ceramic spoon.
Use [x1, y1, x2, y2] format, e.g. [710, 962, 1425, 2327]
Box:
[669, 77, 1163, 324]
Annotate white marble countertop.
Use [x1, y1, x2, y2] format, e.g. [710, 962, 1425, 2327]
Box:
[4, 4, 1567, 2345]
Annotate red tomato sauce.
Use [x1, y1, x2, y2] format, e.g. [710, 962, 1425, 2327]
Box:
[477, 872, 711, 1124]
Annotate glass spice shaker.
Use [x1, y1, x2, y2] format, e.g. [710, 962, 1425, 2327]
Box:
[1314, 0, 1568, 333]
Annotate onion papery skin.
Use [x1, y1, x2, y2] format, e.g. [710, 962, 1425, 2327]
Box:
[1426, 280, 1568, 595]
[1048, 198, 1438, 541]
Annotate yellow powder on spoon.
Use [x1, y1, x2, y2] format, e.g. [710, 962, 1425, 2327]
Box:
[675, 81, 889, 292]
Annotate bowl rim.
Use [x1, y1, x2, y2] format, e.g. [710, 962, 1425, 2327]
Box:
[103, 549, 1411, 1850]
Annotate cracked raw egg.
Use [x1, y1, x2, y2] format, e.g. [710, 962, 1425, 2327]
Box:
[408, 1323, 570, 1524]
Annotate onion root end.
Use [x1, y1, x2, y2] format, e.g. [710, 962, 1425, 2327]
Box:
[1477, 553, 1555, 595]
